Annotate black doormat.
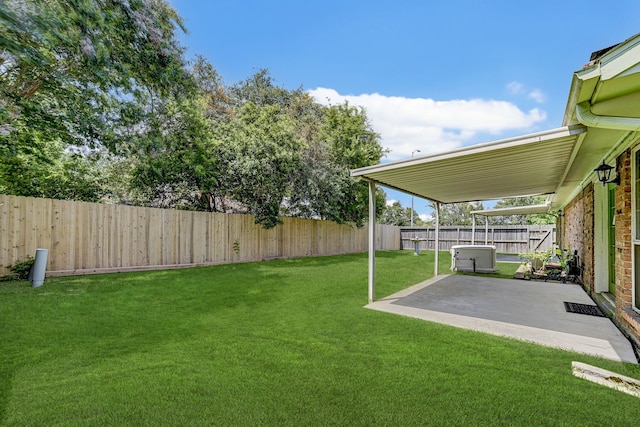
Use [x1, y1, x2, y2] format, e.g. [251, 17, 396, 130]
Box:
[563, 301, 606, 317]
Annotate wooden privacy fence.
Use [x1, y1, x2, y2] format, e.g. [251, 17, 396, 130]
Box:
[0, 195, 400, 276]
[400, 225, 556, 254]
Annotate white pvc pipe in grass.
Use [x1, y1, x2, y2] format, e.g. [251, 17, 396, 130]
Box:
[30, 248, 48, 288]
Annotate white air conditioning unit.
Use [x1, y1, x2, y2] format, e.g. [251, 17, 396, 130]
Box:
[450, 245, 497, 273]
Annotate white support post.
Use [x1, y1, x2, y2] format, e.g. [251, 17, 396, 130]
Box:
[435, 202, 440, 277]
[368, 181, 376, 303]
[472, 214, 476, 245]
[485, 217, 489, 245]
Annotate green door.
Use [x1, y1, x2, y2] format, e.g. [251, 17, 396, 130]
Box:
[608, 184, 616, 295]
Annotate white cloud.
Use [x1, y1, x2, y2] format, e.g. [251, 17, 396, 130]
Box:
[507, 81, 524, 94]
[508, 81, 545, 104]
[419, 213, 433, 222]
[386, 199, 397, 206]
[528, 89, 546, 103]
[308, 87, 547, 161]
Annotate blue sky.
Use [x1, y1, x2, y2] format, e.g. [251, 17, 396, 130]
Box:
[168, 0, 640, 220]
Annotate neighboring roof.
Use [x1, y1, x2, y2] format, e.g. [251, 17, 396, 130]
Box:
[471, 204, 551, 217]
[587, 43, 622, 64]
[351, 125, 586, 205]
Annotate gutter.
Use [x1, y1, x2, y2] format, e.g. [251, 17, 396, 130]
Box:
[562, 75, 584, 126]
[555, 103, 640, 210]
[576, 102, 640, 131]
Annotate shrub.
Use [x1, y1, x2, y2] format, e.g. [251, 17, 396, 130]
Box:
[1, 256, 34, 281]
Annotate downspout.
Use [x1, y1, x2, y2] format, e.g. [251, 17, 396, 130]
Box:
[576, 102, 640, 131]
[557, 209, 564, 256]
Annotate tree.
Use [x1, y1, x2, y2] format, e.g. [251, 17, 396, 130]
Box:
[286, 102, 386, 226]
[123, 64, 386, 228]
[0, 0, 192, 199]
[379, 200, 429, 226]
[127, 57, 237, 212]
[229, 68, 300, 109]
[283, 139, 350, 220]
[0, 133, 106, 201]
[191, 55, 233, 121]
[128, 94, 221, 210]
[223, 102, 305, 228]
[1, 2, 388, 229]
[1, 0, 191, 146]
[228, 73, 387, 227]
[431, 201, 485, 226]
[321, 102, 383, 169]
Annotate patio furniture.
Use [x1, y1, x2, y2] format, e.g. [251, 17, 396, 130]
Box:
[565, 250, 583, 284]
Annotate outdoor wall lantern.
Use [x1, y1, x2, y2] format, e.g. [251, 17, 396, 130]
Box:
[594, 161, 620, 185]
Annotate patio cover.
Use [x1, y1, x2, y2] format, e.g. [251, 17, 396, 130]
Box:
[351, 125, 586, 204]
[469, 204, 552, 245]
[470, 204, 552, 216]
[351, 125, 586, 302]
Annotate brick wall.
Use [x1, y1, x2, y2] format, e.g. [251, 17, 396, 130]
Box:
[614, 149, 640, 340]
[564, 151, 640, 345]
[563, 192, 584, 255]
[583, 183, 595, 291]
[615, 150, 633, 309]
[563, 183, 594, 292]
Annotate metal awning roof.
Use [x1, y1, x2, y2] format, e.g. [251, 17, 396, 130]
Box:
[351, 125, 587, 205]
[471, 204, 552, 216]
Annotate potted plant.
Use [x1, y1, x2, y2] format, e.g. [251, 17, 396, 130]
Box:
[517, 248, 554, 279]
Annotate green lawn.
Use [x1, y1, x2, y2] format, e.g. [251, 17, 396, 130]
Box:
[2, 251, 639, 426]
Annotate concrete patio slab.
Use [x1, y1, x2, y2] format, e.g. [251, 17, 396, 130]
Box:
[366, 274, 638, 363]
